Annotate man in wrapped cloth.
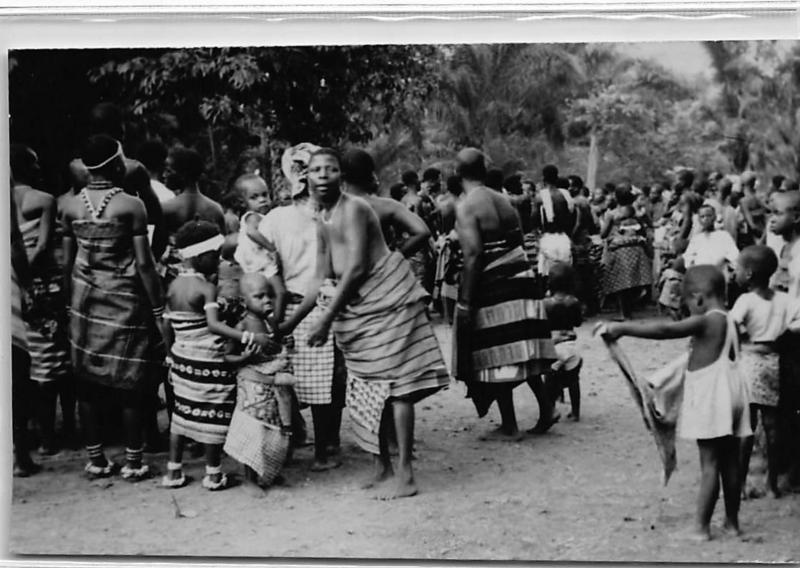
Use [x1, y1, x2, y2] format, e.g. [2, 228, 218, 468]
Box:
[453, 148, 558, 441]
[284, 148, 449, 499]
[265, 143, 346, 472]
[534, 164, 576, 282]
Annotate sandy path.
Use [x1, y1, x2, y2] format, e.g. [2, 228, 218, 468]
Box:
[10, 315, 800, 561]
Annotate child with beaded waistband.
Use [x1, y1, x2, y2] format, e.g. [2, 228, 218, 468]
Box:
[224, 273, 296, 494]
[162, 220, 276, 490]
[602, 265, 751, 541]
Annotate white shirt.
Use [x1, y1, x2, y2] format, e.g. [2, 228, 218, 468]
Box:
[258, 201, 318, 296]
[683, 230, 739, 269]
[150, 179, 175, 204]
[730, 290, 800, 342]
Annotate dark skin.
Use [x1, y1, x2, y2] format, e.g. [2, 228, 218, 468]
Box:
[602, 286, 742, 540]
[163, 252, 277, 486]
[283, 154, 417, 498]
[733, 258, 788, 499]
[61, 156, 168, 471]
[455, 174, 556, 438]
[344, 180, 431, 258]
[70, 157, 167, 259]
[12, 151, 56, 268]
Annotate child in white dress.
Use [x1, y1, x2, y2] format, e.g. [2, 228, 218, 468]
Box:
[731, 245, 800, 498]
[603, 265, 750, 541]
[232, 174, 287, 324]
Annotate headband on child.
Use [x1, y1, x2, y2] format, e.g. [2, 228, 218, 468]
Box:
[178, 234, 225, 260]
[84, 141, 123, 170]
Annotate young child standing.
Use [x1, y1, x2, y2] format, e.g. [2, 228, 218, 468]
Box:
[767, 191, 800, 492]
[603, 265, 751, 541]
[731, 245, 800, 498]
[162, 220, 274, 490]
[232, 174, 287, 323]
[543, 263, 583, 421]
[224, 273, 296, 493]
[683, 204, 740, 273]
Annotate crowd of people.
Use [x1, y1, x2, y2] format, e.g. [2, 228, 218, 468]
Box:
[8, 102, 800, 538]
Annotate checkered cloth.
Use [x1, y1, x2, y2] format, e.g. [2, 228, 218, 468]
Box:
[285, 301, 335, 405]
[224, 408, 289, 484]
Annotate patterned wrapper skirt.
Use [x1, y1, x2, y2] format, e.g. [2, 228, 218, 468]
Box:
[224, 362, 293, 483]
[453, 244, 557, 417]
[602, 240, 653, 296]
[330, 251, 449, 454]
[167, 311, 236, 445]
[23, 266, 70, 384]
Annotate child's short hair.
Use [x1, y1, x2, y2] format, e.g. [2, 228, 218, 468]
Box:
[683, 265, 725, 299]
[739, 245, 778, 284]
[174, 219, 221, 250]
[548, 262, 576, 295]
[697, 203, 715, 215]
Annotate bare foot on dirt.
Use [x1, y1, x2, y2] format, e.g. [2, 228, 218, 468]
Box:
[722, 519, 742, 538]
[567, 413, 580, 422]
[673, 526, 711, 542]
[361, 468, 393, 490]
[479, 426, 524, 442]
[375, 476, 418, 500]
[527, 413, 561, 435]
[310, 459, 342, 472]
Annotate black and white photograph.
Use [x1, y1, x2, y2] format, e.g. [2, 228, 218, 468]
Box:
[6, 37, 800, 561]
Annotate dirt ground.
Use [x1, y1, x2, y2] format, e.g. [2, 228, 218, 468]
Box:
[9, 312, 800, 562]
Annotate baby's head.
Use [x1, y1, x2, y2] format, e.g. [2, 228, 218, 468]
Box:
[239, 272, 272, 317]
[736, 245, 778, 290]
[548, 262, 576, 296]
[234, 173, 271, 215]
[682, 265, 726, 315]
[174, 219, 223, 276]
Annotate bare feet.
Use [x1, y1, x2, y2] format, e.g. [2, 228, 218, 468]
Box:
[567, 412, 580, 422]
[674, 526, 711, 542]
[310, 459, 342, 472]
[722, 519, 742, 538]
[479, 426, 524, 442]
[361, 467, 393, 490]
[527, 413, 561, 435]
[374, 475, 418, 500]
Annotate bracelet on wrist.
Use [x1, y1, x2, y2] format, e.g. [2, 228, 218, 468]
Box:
[456, 302, 473, 311]
[152, 306, 165, 318]
[241, 331, 252, 345]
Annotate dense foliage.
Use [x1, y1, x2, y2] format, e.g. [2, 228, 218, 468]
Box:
[9, 41, 800, 196]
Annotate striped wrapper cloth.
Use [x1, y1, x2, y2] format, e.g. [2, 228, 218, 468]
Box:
[453, 243, 557, 417]
[166, 311, 235, 445]
[69, 219, 157, 390]
[284, 301, 335, 405]
[328, 251, 450, 454]
[20, 217, 70, 383]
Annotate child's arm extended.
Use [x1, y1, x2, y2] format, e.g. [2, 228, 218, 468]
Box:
[602, 314, 706, 341]
[244, 213, 276, 252]
[224, 323, 259, 364]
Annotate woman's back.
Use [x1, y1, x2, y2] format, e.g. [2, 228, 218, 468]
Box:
[70, 188, 138, 275]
